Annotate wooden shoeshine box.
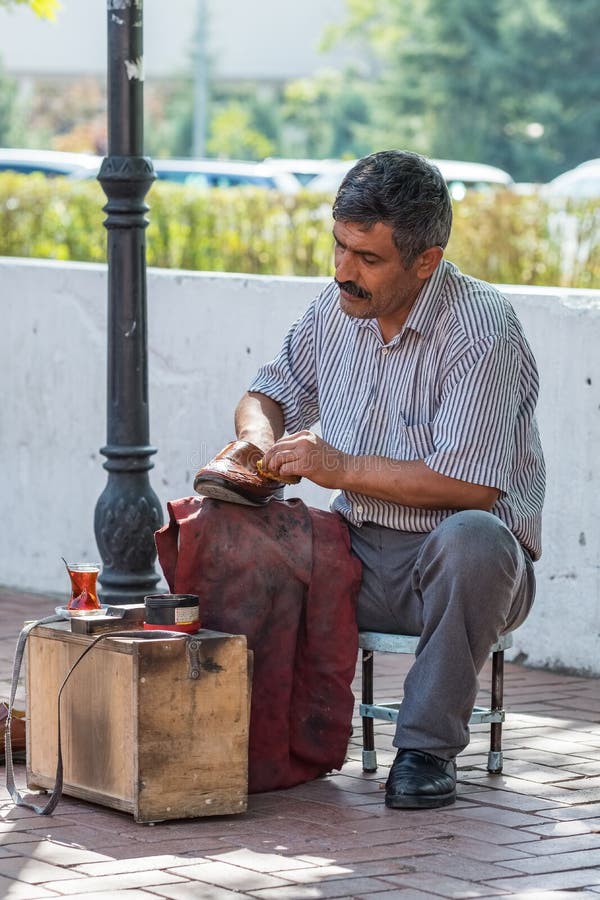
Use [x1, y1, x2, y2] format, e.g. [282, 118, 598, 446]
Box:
[26, 622, 249, 823]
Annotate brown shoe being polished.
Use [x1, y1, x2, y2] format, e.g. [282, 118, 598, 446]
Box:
[194, 440, 300, 507]
[385, 749, 457, 809]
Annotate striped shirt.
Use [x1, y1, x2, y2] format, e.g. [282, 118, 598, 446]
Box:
[249, 260, 545, 559]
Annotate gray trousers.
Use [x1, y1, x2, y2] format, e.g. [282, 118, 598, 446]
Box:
[349, 510, 536, 760]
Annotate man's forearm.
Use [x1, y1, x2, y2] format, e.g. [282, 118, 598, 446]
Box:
[234, 392, 285, 452]
[262, 430, 499, 511]
[342, 456, 499, 511]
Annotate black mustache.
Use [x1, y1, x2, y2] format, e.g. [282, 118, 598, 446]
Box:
[335, 279, 372, 300]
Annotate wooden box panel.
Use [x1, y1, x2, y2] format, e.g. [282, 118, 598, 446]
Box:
[26, 624, 249, 822]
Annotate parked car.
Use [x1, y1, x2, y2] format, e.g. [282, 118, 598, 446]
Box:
[541, 159, 600, 202]
[262, 157, 344, 187]
[307, 157, 514, 200]
[152, 158, 300, 193]
[0, 148, 101, 179]
[540, 160, 600, 284]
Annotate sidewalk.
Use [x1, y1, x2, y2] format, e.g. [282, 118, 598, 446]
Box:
[2, 584, 600, 900]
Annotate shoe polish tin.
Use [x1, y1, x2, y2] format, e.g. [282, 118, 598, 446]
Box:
[144, 593, 200, 634]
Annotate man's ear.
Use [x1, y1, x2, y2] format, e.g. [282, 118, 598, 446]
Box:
[415, 246, 444, 279]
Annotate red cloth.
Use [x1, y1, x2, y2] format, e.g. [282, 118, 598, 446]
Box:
[155, 496, 362, 793]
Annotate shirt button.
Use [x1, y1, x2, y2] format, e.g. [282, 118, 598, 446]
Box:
[381, 347, 389, 355]
[356, 505, 364, 515]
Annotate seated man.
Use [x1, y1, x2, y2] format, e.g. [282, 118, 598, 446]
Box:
[200, 150, 545, 809]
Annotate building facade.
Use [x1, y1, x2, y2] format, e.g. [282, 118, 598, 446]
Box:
[0, 0, 348, 85]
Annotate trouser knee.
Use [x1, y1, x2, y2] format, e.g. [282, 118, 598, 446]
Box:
[420, 510, 521, 581]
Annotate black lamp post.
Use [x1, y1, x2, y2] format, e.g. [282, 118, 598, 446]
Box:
[94, 0, 163, 604]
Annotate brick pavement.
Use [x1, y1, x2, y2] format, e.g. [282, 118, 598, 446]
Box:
[1, 585, 600, 899]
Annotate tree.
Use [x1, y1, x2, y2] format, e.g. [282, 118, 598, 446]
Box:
[281, 68, 371, 159]
[0, 0, 59, 18]
[0, 59, 18, 145]
[206, 102, 275, 161]
[323, 0, 600, 181]
[498, 0, 600, 178]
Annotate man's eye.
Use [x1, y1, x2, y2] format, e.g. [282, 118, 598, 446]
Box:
[362, 256, 378, 265]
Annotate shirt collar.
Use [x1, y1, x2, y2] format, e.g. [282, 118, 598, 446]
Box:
[402, 258, 450, 338]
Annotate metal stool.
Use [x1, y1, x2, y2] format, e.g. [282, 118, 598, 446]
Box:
[359, 631, 513, 775]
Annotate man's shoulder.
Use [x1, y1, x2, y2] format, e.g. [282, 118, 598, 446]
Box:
[442, 262, 516, 341]
[312, 280, 341, 314]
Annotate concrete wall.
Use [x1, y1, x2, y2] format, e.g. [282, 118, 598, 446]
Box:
[1, 257, 599, 676]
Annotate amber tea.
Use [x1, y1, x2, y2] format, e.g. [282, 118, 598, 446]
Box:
[66, 564, 101, 611]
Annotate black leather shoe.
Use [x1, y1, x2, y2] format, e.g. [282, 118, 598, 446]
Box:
[385, 749, 457, 809]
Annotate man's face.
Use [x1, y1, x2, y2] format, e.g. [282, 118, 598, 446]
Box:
[333, 219, 428, 339]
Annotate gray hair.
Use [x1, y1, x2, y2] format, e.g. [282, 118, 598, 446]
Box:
[332, 150, 453, 268]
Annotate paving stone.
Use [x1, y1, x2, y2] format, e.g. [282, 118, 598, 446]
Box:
[542, 804, 600, 821]
[0, 875, 59, 899]
[450, 806, 553, 828]
[0, 854, 86, 883]
[490, 894, 600, 900]
[384, 871, 507, 897]
[461, 790, 569, 812]
[59, 893, 164, 900]
[3, 584, 600, 900]
[165, 860, 293, 891]
[511, 832, 600, 855]
[483, 869, 600, 892]
[248, 876, 406, 898]
[499, 845, 600, 874]
[2, 840, 111, 866]
[271, 860, 422, 882]
[12, 824, 140, 851]
[145, 887, 254, 900]
[392, 853, 523, 883]
[41, 870, 188, 894]
[365, 892, 458, 900]
[526, 817, 600, 836]
[406, 834, 531, 863]
[72, 854, 211, 876]
[463, 760, 586, 784]
[431, 817, 544, 845]
[205, 848, 329, 873]
[0, 831, 44, 846]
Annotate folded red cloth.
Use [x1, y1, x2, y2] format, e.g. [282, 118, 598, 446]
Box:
[155, 497, 362, 793]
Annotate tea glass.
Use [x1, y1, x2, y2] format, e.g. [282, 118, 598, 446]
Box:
[66, 563, 101, 611]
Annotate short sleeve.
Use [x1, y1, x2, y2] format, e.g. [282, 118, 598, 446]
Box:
[424, 336, 521, 491]
[248, 303, 320, 432]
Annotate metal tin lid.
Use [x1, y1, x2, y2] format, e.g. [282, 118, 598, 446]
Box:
[144, 593, 199, 608]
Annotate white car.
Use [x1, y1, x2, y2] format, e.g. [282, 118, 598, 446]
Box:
[541, 159, 600, 202]
[153, 158, 300, 193]
[307, 157, 514, 200]
[263, 158, 344, 187]
[0, 149, 101, 179]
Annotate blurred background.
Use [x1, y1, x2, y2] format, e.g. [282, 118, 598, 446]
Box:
[0, 0, 598, 286]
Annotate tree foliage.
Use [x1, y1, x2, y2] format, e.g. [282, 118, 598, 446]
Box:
[318, 0, 600, 181]
[0, 173, 597, 287]
[0, 59, 18, 146]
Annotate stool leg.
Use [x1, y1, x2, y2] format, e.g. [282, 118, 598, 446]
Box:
[488, 649, 504, 774]
[362, 649, 377, 772]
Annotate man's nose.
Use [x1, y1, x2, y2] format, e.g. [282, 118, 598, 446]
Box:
[335, 248, 356, 282]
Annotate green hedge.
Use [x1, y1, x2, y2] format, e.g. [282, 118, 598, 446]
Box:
[0, 172, 598, 288]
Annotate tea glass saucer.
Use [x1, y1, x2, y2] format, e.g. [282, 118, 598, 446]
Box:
[55, 606, 109, 619]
